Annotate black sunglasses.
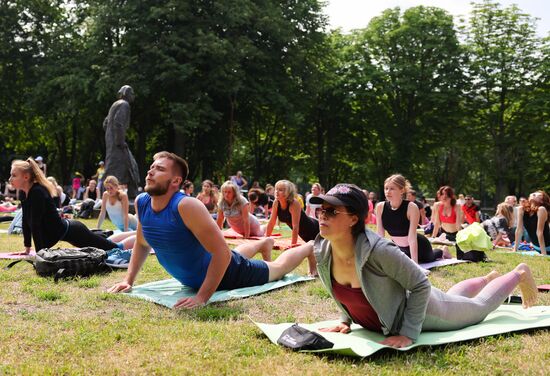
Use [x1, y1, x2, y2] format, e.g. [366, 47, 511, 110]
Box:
[320, 207, 355, 218]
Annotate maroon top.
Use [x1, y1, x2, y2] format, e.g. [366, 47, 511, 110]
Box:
[332, 278, 382, 332]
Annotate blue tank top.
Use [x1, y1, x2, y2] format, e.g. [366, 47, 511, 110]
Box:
[137, 192, 211, 289]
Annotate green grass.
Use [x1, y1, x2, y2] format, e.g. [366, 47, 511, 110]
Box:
[0, 219, 549, 374]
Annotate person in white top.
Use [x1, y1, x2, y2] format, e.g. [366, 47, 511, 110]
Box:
[305, 183, 323, 218]
[97, 175, 137, 232]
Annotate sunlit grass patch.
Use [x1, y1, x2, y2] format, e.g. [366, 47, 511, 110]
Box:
[185, 305, 243, 321]
[33, 290, 67, 302]
[0, 219, 549, 374]
[76, 276, 101, 288]
[307, 284, 331, 299]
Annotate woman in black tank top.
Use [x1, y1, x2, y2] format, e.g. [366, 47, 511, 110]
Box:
[376, 175, 451, 264]
[84, 179, 100, 201]
[265, 180, 319, 275]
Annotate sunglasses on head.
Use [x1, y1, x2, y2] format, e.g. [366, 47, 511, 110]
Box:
[320, 207, 354, 218]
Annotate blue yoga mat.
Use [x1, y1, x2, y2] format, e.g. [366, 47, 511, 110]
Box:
[126, 273, 314, 308]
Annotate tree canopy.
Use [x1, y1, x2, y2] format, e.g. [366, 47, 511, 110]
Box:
[1, 0, 548, 203]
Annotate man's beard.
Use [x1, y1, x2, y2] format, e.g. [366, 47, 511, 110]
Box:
[145, 180, 170, 196]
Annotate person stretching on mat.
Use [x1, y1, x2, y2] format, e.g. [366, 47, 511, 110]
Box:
[266, 180, 320, 245]
[265, 179, 319, 275]
[196, 179, 218, 215]
[9, 159, 133, 255]
[375, 174, 451, 264]
[431, 185, 465, 257]
[108, 151, 315, 308]
[97, 175, 137, 232]
[310, 183, 538, 348]
[216, 180, 265, 238]
[482, 203, 514, 246]
[514, 191, 550, 255]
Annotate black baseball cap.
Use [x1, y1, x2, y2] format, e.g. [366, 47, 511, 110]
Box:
[310, 183, 368, 218]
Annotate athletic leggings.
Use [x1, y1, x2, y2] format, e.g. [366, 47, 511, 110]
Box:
[61, 219, 119, 250]
[398, 233, 443, 263]
[422, 271, 520, 331]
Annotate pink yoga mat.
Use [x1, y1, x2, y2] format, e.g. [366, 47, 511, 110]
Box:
[222, 228, 281, 239]
[538, 284, 550, 292]
[225, 237, 304, 251]
[0, 251, 36, 259]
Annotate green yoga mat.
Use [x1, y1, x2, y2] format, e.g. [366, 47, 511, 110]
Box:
[126, 274, 314, 308]
[255, 305, 550, 357]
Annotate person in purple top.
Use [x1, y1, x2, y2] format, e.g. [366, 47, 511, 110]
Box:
[108, 151, 314, 308]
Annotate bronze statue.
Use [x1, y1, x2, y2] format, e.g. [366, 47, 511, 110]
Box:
[103, 85, 140, 198]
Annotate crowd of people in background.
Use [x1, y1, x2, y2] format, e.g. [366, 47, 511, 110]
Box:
[1, 152, 546, 349]
[1, 155, 549, 259]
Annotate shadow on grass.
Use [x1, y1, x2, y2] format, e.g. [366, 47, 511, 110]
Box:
[177, 303, 245, 322]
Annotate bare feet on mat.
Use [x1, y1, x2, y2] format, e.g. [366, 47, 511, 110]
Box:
[515, 263, 538, 308]
[484, 270, 501, 283]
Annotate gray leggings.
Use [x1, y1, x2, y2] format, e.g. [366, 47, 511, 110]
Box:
[422, 271, 520, 331]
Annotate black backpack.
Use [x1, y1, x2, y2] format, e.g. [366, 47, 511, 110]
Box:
[77, 199, 95, 219]
[456, 248, 487, 262]
[5, 247, 111, 281]
[277, 324, 334, 351]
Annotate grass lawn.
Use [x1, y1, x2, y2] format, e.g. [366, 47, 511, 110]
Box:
[0, 219, 549, 375]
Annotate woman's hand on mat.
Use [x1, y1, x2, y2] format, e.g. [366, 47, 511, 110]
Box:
[173, 296, 206, 309]
[11, 247, 33, 255]
[319, 323, 351, 334]
[108, 281, 133, 293]
[380, 335, 412, 348]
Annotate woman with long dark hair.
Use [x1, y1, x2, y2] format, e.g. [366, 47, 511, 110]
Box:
[311, 184, 538, 348]
[431, 185, 466, 258]
[196, 179, 218, 214]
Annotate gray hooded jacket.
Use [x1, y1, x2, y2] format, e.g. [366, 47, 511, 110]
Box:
[314, 229, 431, 341]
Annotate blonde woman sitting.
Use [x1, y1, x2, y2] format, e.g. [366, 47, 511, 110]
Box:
[97, 176, 137, 232]
[482, 203, 514, 246]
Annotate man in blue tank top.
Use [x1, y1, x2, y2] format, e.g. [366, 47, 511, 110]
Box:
[108, 151, 314, 308]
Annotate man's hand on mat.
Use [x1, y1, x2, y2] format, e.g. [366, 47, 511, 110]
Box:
[173, 296, 206, 309]
[108, 281, 133, 293]
[380, 335, 412, 348]
[319, 323, 351, 334]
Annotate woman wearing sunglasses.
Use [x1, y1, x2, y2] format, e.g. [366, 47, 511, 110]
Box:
[311, 184, 538, 348]
[375, 174, 451, 264]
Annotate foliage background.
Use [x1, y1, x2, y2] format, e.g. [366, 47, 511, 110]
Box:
[1, 0, 548, 204]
